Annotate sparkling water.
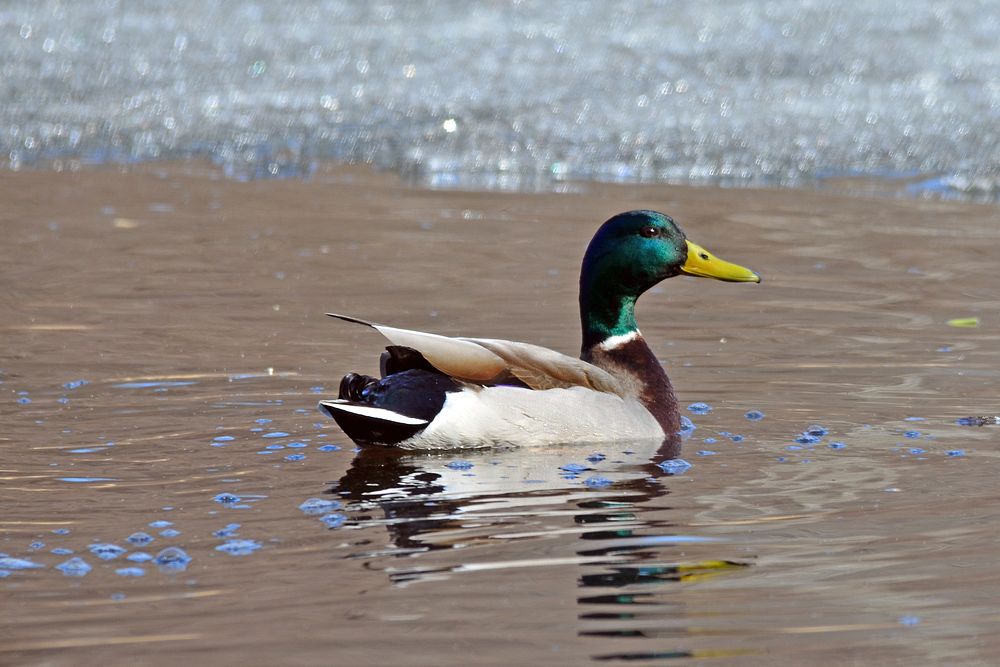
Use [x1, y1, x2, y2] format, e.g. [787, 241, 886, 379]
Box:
[2, 1, 998, 197]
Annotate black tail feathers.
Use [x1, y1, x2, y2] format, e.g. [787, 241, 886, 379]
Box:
[339, 372, 379, 402]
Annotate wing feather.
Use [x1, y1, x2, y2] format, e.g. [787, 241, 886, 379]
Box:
[328, 314, 626, 395]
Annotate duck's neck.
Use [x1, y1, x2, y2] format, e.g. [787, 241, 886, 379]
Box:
[579, 268, 679, 434]
[579, 281, 639, 351]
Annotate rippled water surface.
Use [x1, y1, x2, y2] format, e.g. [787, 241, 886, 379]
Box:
[3, 165, 1000, 664]
[1, 1, 999, 197]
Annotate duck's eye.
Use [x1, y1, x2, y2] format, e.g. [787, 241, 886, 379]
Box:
[639, 226, 659, 238]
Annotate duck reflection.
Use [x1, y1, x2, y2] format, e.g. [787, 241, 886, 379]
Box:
[326, 435, 748, 656]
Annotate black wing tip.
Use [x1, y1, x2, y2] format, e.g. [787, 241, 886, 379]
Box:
[326, 313, 376, 327]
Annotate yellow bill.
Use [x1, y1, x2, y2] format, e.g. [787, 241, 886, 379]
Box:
[681, 240, 760, 283]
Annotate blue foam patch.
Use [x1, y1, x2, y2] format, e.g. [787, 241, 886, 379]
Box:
[657, 458, 692, 475]
[159, 528, 181, 538]
[317, 444, 341, 452]
[215, 539, 262, 556]
[148, 520, 173, 528]
[262, 431, 290, 438]
[445, 460, 474, 470]
[213, 523, 241, 537]
[0, 556, 44, 570]
[56, 557, 91, 577]
[744, 410, 765, 421]
[687, 402, 712, 415]
[126, 552, 153, 563]
[116, 567, 146, 577]
[213, 435, 235, 442]
[284, 453, 306, 461]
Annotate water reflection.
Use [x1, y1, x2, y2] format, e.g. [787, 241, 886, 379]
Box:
[328, 437, 752, 660]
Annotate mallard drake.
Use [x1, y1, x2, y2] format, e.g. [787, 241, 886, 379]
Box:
[319, 210, 759, 450]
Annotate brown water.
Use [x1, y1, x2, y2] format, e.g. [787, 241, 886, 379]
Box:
[3, 164, 999, 665]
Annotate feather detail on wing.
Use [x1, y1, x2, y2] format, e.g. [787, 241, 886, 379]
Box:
[327, 313, 627, 396]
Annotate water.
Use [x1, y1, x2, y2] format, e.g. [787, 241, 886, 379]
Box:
[2, 1, 999, 198]
[3, 165, 1000, 663]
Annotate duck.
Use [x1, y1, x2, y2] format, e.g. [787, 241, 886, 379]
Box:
[318, 210, 759, 450]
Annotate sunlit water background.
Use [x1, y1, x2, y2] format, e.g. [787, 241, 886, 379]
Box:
[1, 0, 999, 198]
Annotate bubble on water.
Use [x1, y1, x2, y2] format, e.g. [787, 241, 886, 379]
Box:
[214, 492, 241, 504]
[52, 527, 71, 535]
[286, 441, 308, 448]
[16, 396, 32, 405]
[584, 476, 613, 487]
[215, 539, 262, 556]
[62, 379, 90, 389]
[255, 418, 272, 424]
[159, 528, 181, 538]
[153, 546, 191, 572]
[58, 477, 117, 483]
[265, 444, 285, 450]
[703, 437, 717, 444]
[687, 402, 712, 415]
[805, 425, 828, 436]
[445, 460, 473, 470]
[262, 431, 289, 438]
[946, 449, 966, 457]
[744, 410, 765, 421]
[116, 567, 145, 577]
[317, 444, 341, 452]
[319, 513, 347, 528]
[795, 434, 822, 445]
[903, 430, 921, 438]
[88, 543, 126, 560]
[678, 416, 696, 436]
[284, 453, 305, 461]
[908, 448, 926, 455]
[586, 453, 606, 463]
[51, 547, 74, 555]
[28, 541, 44, 550]
[213, 435, 235, 442]
[559, 463, 588, 473]
[126, 552, 153, 563]
[126, 532, 154, 546]
[696, 450, 718, 456]
[828, 441, 847, 450]
[299, 498, 341, 515]
[730, 434, 745, 442]
[56, 557, 91, 577]
[148, 520, 173, 528]
[898, 615, 921, 626]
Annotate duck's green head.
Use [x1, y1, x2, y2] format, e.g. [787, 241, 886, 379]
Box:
[580, 210, 759, 347]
